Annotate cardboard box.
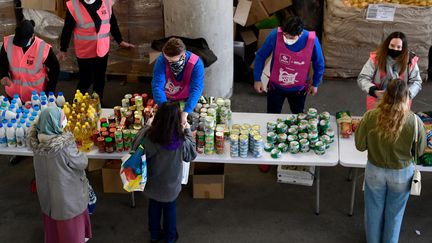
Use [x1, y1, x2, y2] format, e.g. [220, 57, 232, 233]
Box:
[277, 165, 315, 186]
[102, 160, 128, 193]
[260, 0, 293, 15]
[239, 29, 257, 46]
[193, 163, 225, 199]
[87, 159, 107, 172]
[257, 29, 272, 49]
[233, 0, 252, 26]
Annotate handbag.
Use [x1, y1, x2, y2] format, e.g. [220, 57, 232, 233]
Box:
[120, 144, 147, 192]
[410, 115, 421, 196]
[88, 183, 97, 214]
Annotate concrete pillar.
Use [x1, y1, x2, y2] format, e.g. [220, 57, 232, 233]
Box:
[163, 0, 233, 98]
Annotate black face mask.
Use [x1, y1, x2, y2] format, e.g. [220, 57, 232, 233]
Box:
[388, 49, 402, 58]
[169, 55, 186, 76]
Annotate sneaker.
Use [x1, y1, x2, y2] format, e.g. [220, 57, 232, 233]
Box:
[259, 164, 270, 173]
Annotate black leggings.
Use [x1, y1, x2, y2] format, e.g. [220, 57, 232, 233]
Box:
[76, 54, 108, 101]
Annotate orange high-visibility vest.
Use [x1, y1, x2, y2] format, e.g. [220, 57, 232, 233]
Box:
[66, 0, 112, 58]
[3, 35, 50, 102]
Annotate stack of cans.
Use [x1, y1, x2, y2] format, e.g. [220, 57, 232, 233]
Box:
[204, 130, 215, 155]
[230, 134, 239, 157]
[252, 134, 263, 158]
[115, 130, 124, 152]
[239, 134, 249, 158]
[215, 131, 224, 154]
[122, 129, 132, 151]
[196, 131, 205, 154]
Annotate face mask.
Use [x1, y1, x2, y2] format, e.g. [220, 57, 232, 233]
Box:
[284, 35, 299, 46]
[169, 55, 186, 76]
[84, 0, 96, 4]
[388, 49, 402, 58]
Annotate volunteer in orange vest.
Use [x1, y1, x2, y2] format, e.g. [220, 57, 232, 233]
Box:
[0, 20, 59, 102]
[58, 0, 134, 105]
[357, 31, 422, 110]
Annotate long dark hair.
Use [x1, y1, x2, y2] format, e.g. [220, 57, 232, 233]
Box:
[375, 31, 409, 75]
[147, 102, 184, 145]
[376, 78, 410, 142]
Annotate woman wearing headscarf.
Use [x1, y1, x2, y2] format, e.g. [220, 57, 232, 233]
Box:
[28, 107, 91, 243]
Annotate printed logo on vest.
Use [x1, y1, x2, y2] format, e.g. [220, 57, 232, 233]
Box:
[101, 10, 107, 15]
[26, 59, 34, 65]
[278, 68, 298, 85]
[165, 79, 181, 95]
[279, 54, 291, 65]
[293, 60, 305, 66]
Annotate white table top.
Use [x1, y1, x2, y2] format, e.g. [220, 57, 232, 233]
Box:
[195, 112, 339, 166]
[0, 110, 339, 166]
[338, 117, 432, 172]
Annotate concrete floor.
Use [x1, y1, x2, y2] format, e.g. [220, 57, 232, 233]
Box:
[0, 77, 431, 243]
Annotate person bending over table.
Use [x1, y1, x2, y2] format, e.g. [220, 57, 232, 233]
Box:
[151, 37, 205, 125]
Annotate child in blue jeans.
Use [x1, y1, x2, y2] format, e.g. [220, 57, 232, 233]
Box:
[133, 102, 197, 243]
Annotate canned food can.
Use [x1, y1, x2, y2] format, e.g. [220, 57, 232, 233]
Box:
[308, 131, 319, 142]
[232, 124, 241, 130]
[224, 99, 231, 109]
[325, 129, 335, 142]
[276, 123, 288, 134]
[271, 148, 282, 159]
[287, 134, 298, 142]
[319, 119, 330, 133]
[297, 113, 307, 121]
[267, 132, 277, 144]
[264, 142, 274, 152]
[298, 132, 308, 140]
[135, 96, 143, 108]
[123, 129, 131, 139]
[307, 108, 318, 119]
[314, 141, 326, 155]
[121, 98, 130, 108]
[289, 141, 300, 154]
[299, 139, 310, 153]
[115, 130, 123, 141]
[277, 133, 287, 143]
[288, 127, 298, 136]
[320, 111, 331, 121]
[278, 143, 289, 153]
[114, 106, 121, 120]
[320, 135, 331, 149]
[267, 122, 277, 133]
[285, 115, 297, 126]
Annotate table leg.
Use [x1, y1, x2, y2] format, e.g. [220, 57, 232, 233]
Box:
[131, 191, 136, 208]
[349, 168, 358, 216]
[315, 166, 320, 215]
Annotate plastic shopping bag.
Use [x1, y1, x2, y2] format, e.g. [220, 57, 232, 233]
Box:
[120, 145, 147, 192]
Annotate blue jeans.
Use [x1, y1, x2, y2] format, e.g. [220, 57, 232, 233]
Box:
[364, 162, 413, 243]
[148, 199, 177, 243]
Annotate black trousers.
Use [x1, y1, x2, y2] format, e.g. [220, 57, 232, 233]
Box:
[267, 87, 307, 114]
[76, 54, 108, 101]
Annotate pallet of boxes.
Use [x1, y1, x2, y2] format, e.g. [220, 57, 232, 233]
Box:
[323, 0, 432, 79]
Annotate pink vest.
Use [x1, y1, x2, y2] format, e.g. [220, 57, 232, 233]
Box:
[164, 53, 199, 101]
[366, 52, 417, 110]
[66, 0, 112, 58]
[4, 36, 50, 102]
[269, 28, 315, 89]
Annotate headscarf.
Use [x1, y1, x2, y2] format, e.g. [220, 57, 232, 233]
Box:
[36, 107, 64, 135]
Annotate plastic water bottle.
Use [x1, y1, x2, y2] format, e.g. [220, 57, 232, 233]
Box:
[9, 100, 17, 112]
[41, 101, 48, 111]
[2, 97, 10, 107]
[11, 119, 17, 129]
[2, 119, 7, 127]
[33, 105, 41, 116]
[16, 124, 25, 148]
[29, 116, 36, 124]
[56, 92, 66, 107]
[48, 92, 56, 102]
[13, 94, 22, 108]
[40, 96, 47, 104]
[2, 110, 17, 120]
[40, 91, 47, 102]
[31, 90, 38, 97]
[31, 95, 40, 107]
[48, 98, 56, 107]
[0, 123, 6, 147]
[25, 122, 31, 135]
[31, 111, 38, 118]
[6, 123, 16, 147]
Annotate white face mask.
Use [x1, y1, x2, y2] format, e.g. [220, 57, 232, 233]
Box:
[284, 36, 299, 46]
[84, 0, 96, 4]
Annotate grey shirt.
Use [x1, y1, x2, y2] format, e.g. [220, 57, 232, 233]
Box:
[28, 125, 89, 220]
[133, 127, 197, 202]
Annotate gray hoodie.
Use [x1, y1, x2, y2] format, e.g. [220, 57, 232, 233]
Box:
[28, 125, 89, 220]
[132, 126, 197, 202]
